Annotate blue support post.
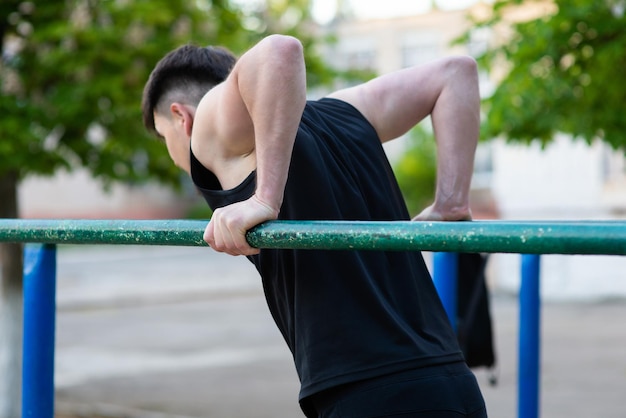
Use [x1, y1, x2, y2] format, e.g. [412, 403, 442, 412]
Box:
[22, 244, 57, 418]
[432, 252, 458, 330]
[518, 254, 541, 418]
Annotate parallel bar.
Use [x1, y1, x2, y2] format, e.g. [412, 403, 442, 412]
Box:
[518, 254, 541, 418]
[0, 219, 208, 247]
[249, 221, 626, 255]
[0, 219, 625, 255]
[11, 221, 622, 418]
[432, 252, 458, 330]
[22, 244, 57, 418]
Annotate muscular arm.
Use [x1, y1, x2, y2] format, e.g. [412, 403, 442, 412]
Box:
[329, 56, 480, 221]
[198, 35, 306, 255]
[238, 36, 306, 211]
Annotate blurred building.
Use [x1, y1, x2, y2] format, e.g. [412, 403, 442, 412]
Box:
[318, 5, 499, 219]
[18, 169, 195, 219]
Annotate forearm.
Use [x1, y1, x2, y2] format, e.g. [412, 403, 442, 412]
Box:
[429, 59, 479, 219]
[432, 126, 477, 216]
[236, 35, 307, 212]
[410, 57, 479, 221]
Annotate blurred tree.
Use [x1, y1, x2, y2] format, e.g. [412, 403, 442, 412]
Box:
[245, 0, 373, 85]
[0, 0, 358, 415]
[460, 0, 626, 150]
[393, 126, 437, 217]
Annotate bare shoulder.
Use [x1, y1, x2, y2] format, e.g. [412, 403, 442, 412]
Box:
[193, 79, 254, 154]
[325, 72, 412, 143]
[326, 86, 372, 125]
[190, 76, 256, 189]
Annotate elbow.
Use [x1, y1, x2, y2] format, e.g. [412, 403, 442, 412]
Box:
[262, 35, 306, 103]
[262, 34, 304, 62]
[443, 55, 479, 82]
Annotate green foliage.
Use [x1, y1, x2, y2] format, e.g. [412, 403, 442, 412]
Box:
[184, 201, 214, 220]
[0, 0, 349, 187]
[393, 126, 437, 217]
[462, 0, 626, 150]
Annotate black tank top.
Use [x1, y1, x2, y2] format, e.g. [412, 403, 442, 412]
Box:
[190, 98, 463, 400]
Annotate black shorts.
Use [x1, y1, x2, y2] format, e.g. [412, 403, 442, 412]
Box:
[302, 362, 487, 418]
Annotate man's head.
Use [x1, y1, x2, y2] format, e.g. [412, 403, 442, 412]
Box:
[142, 44, 236, 171]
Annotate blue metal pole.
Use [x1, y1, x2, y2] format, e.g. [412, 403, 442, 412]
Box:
[518, 254, 541, 418]
[22, 244, 57, 418]
[432, 252, 458, 330]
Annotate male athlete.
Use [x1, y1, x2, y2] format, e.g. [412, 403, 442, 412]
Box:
[142, 34, 486, 417]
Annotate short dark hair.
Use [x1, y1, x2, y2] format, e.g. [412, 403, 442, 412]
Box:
[142, 44, 237, 134]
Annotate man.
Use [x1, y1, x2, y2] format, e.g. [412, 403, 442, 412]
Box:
[142, 35, 486, 417]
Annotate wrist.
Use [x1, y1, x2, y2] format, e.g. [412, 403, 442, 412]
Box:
[431, 197, 472, 221]
[252, 193, 280, 218]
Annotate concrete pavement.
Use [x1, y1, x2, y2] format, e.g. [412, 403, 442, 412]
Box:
[51, 245, 626, 417]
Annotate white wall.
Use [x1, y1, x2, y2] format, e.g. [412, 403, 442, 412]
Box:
[489, 135, 626, 300]
[19, 169, 192, 219]
[492, 135, 608, 219]
[492, 253, 626, 302]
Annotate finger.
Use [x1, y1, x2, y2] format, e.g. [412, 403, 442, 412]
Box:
[203, 219, 214, 247]
[233, 232, 260, 256]
[223, 216, 259, 256]
[214, 215, 239, 254]
[412, 208, 434, 222]
[207, 209, 236, 253]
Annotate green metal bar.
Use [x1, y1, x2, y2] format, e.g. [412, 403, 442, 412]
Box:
[0, 219, 624, 255]
[249, 220, 626, 254]
[0, 219, 208, 247]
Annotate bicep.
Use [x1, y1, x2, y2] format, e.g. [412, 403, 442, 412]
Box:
[327, 63, 443, 143]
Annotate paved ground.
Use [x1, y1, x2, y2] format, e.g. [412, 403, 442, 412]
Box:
[51, 245, 626, 418]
